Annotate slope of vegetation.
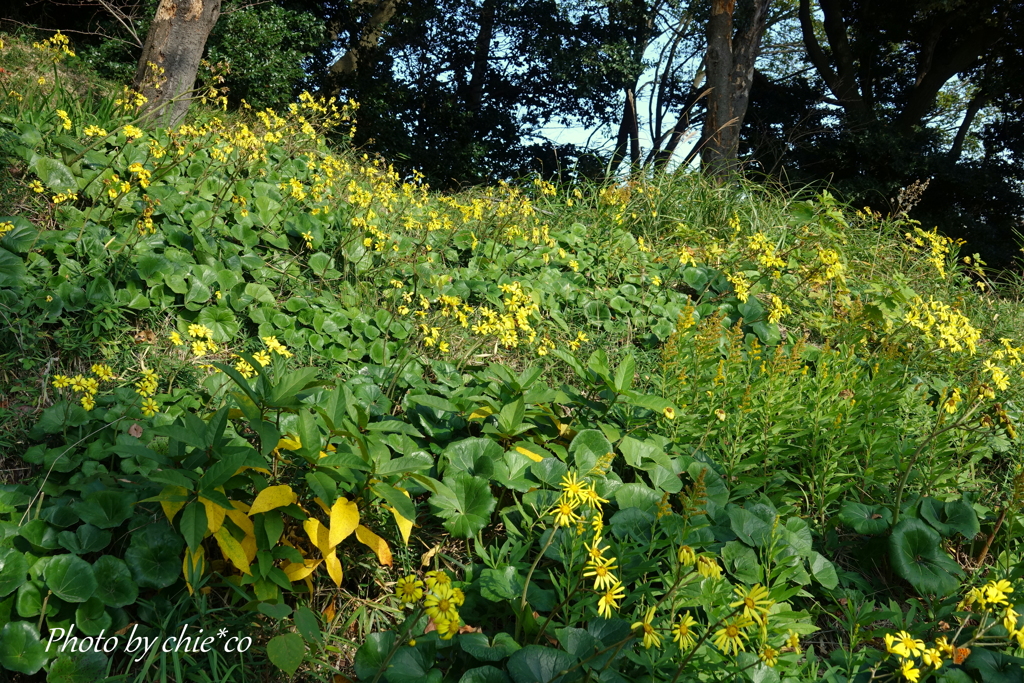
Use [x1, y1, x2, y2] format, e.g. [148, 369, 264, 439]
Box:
[2, 32, 1024, 683]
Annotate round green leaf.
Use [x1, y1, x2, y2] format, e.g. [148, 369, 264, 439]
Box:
[355, 631, 396, 681]
[460, 632, 521, 662]
[0, 547, 29, 597]
[44, 554, 97, 603]
[0, 620, 48, 674]
[125, 540, 181, 589]
[267, 632, 305, 676]
[57, 525, 112, 555]
[197, 306, 239, 341]
[75, 491, 134, 529]
[429, 472, 497, 539]
[444, 438, 501, 479]
[837, 501, 892, 535]
[46, 650, 108, 683]
[75, 596, 112, 635]
[889, 518, 962, 596]
[568, 430, 612, 473]
[459, 666, 511, 683]
[507, 645, 574, 683]
[92, 556, 138, 608]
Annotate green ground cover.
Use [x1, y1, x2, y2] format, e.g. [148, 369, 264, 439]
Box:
[2, 32, 1024, 683]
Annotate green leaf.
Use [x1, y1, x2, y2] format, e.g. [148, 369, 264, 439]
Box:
[918, 497, 980, 539]
[429, 473, 497, 538]
[16, 581, 46, 617]
[45, 554, 97, 602]
[388, 641, 441, 683]
[46, 650, 108, 683]
[267, 632, 305, 676]
[92, 556, 138, 608]
[728, 504, 776, 547]
[371, 483, 417, 523]
[57, 528, 112, 557]
[75, 596, 113, 635]
[479, 566, 522, 602]
[75, 491, 135, 529]
[308, 252, 333, 276]
[459, 666, 511, 683]
[568, 429, 612, 474]
[837, 501, 892, 535]
[0, 547, 29, 597]
[178, 503, 208, 552]
[889, 518, 962, 596]
[0, 621, 48, 675]
[197, 307, 239, 342]
[722, 541, 761, 584]
[124, 523, 183, 589]
[294, 605, 322, 645]
[507, 645, 574, 683]
[33, 156, 77, 191]
[355, 631, 396, 681]
[613, 353, 635, 392]
[0, 246, 27, 287]
[808, 551, 838, 589]
[444, 438, 501, 479]
[460, 632, 522, 662]
[409, 394, 459, 414]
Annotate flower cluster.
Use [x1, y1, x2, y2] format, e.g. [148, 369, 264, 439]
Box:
[51, 364, 114, 411]
[394, 570, 466, 640]
[904, 297, 981, 355]
[32, 31, 75, 61]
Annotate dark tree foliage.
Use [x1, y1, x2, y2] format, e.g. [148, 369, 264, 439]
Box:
[743, 0, 1024, 269]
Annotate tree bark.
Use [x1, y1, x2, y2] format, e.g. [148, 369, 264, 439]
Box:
[701, 0, 772, 178]
[330, 0, 403, 78]
[133, 0, 222, 128]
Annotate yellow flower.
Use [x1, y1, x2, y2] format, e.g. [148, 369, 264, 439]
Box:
[899, 659, 921, 682]
[712, 616, 752, 656]
[424, 584, 459, 622]
[253, 351, 272, 367]
[894, 630, 924, 657]
[169, 331, 183, 345]
[586, 536, 607, 561]
[663, 406, 675, 419]
[141, 397, 160, 417]
[91, 364, 114, 381]
[38, 76, 46, 86]
[785, 630, 801, 654]
[30, 180, 44, 193]
[934, 636, 954, 658]
[921, 647, 943, 669]
[395, 575, 423, 605]
[424, 570, 452, 590]
[56, 109, 72, 131]
[730, 584, 773, 625]
[696, 555, 722, 580]
[52, 375, 72, 389]
[81, 395, 95, 411]
[583, 556, 618, 591]
[759, 645, 779, 667]
[715, 409, 727, 421]
[677, 545, 696, 567]
[884, 633, 909, 657]
[560, 471, 587, 505]
[451, 587, 465, 606]
[596, 580, 625, 619]
[631, 606, 662, 649]
[551, 500, 581, 528]
[672, 612, 697, 649]
[84, 125, 108, 137]
[983, 578, 1013, 606]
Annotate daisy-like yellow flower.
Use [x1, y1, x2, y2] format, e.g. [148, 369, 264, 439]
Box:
[663, 406, 675, 419]
[596, 580, 625, 619]
[91, 363, 114, 381]
[785, 630, 801, 655]
[188, 323, 212, 339]
[696, 556, 722, 580]
[631, 606, 662, 649]
[712, 616, 752, 656]
[586, 536, 608, 561]
[253, 350, 272, 367]
[899, 659, 921, 682]
[582, 487, 609, 509]
[424, 570, 452, 590]
[434, 614, 460, 640]
[395, 575, 423, 605]
[583, 556, 618, 591]
[551, 499, 582, 528]
[81, 395, 95, 411]
[141, 397, 160, 417]
[1003, 605, 1020, 633]
[52, 375, 72, 389]
[677, 545, 696, 567]
[730, 584, 773, 625]
[560, 471, 587, 505]
[30, 180, 44, 193]
[424, 584, 459, 623]
[56, 109, 72, 131]
[884, 633, 909, 657]
[933, 636, 954, 658]
[894, 631, 925, 658]
[984, 578, 1013, 606]
[921, 647, 943, 669]
[451, 587, 465, 607]
[759, 645, 779, 667]
[672, 612, 697, 649]
[69, 375, 87, 392]
[169, 331, 183, 345]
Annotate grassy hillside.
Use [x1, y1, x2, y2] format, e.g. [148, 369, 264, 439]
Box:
[2, 31, 1024, 683]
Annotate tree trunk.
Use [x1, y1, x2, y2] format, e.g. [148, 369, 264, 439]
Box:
[330, 0, 403, 78]
[701, 0, 772, 178]
[133, 0, 222, 128]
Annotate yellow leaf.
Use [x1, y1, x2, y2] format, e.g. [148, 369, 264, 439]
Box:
[323, 602, 337, 623]
[356, 525, 393, 567]
[313, 497, 331, 516]
[182, 546, 205, 595]
[213, 526, 251, 575]
[225, 504, 254, 536]
[303, 517, 332, 557]
[248, 485, 296, 515]
[329, 497, 360, 548]
[283, 558, 322, 582]
[199, 496, 226, 533]
[469, 405, 496, 420]
[389, 490, 414, 545]
[229, 500, 251, 513]
[324, 550, 343, 587]
[277, 434, 302, 451]
[240, 532, 257, 563]
[159, 486, 189, 524]
[515, 445, 545, 462]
